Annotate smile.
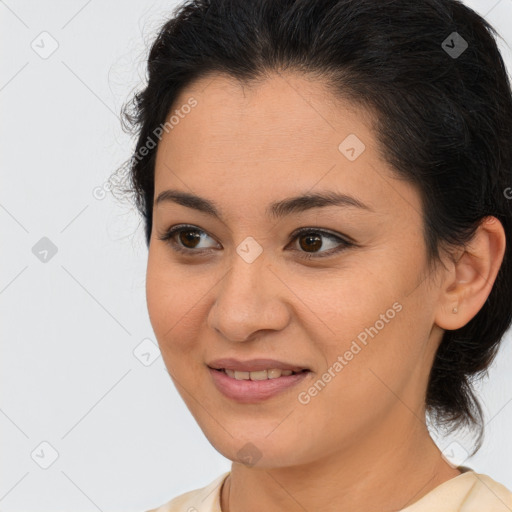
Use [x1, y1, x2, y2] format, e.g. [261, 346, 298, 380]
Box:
[208, 367, 311, 403]
[215, 368, 307, 380]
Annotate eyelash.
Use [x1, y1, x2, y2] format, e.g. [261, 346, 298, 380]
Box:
[157, 224, 355, 260]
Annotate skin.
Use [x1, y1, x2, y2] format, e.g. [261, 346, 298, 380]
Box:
[146, 71, 506, 512]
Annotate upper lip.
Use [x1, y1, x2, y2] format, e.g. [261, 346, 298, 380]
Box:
[207, 358, 310, 373]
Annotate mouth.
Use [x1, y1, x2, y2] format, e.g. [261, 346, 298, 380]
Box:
[210, 367, 310, 380]
[208, 365, 311, 403]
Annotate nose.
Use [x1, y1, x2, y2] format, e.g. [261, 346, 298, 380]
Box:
[207, 251, 291, 343]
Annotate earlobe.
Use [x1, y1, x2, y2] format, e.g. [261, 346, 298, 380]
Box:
[435, 216, 506, 331]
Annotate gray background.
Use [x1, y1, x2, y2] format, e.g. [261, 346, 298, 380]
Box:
[1, 1, 511, 511]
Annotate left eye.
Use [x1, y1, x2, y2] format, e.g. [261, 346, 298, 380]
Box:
[287, 227, 354, 259]
[157, 224, 354, 260]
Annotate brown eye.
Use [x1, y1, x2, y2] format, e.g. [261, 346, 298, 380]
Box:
[157, 224, 219, 254]
[297, 232, 323, 253]
[289, 228, 354, 260]
[178, 228, 203, 249]
[158, 224, 354, 260]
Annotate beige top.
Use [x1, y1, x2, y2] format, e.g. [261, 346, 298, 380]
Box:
[146, 467, 512, 512]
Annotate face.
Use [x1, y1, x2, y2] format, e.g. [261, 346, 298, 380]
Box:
[146, 72, 446, 469]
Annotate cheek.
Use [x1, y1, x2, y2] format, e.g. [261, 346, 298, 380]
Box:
[307, 305, 433, 449]
[145, 252, 204, 355]
[290, 312, 416, 457]
[291, 266, 422, 404]
[291, 266, 398, 347]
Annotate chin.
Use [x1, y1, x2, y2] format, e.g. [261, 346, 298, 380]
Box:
[201, 425, 311, 469]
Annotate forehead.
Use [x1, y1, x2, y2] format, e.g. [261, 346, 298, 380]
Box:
[157, 71, 374, 160]
[153, 72, 421, 220]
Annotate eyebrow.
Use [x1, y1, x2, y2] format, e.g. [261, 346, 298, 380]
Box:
[154, 188, 374, 220]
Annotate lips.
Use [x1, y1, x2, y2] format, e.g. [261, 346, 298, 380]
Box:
[207, 357, 310, 373]
[208, 365, 311, 402]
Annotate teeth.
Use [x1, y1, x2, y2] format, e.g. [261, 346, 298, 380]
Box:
[226, 368, 298, 380]
[247, 370, 268, 381]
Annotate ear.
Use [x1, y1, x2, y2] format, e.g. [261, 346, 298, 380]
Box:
[434, 216, 506, 331]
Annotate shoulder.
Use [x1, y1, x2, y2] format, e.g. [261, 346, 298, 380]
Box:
[463, 472, 512, 511]
[397, 469, 512, 512]
[144, 472, 230, 512]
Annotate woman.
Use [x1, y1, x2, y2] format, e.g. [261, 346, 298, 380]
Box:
[116, 0, 512, 510]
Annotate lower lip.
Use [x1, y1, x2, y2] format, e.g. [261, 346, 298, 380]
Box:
[208, 367, 310, 403]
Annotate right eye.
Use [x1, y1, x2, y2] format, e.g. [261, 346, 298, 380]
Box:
[157, 224, 219, 255]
